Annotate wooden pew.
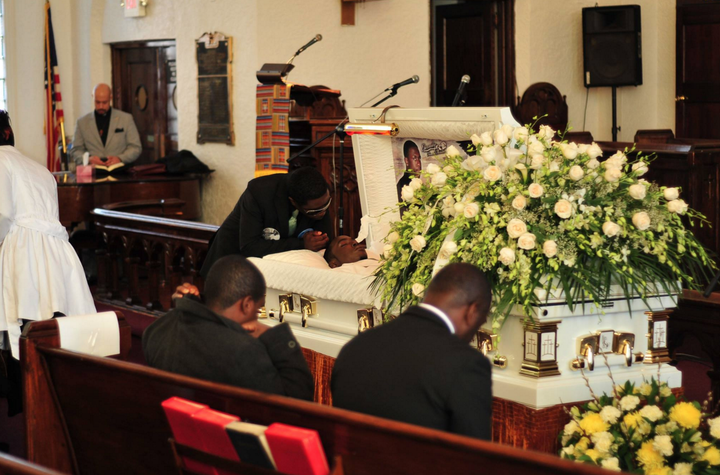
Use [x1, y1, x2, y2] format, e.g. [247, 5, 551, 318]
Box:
[0, 453, 66, 475]
[22, 330, 608, 475]
[21, 313, 132, 473]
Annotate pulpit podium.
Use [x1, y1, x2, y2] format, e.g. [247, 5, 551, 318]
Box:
[255, 69, 360, 238]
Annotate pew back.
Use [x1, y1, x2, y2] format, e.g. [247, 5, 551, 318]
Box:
[30, 345, 609, 475]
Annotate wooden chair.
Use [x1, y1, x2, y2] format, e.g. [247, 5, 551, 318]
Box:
[20, 312, 132, 473]
[513, 82, 569, 132]
[22, 338, 611, 475]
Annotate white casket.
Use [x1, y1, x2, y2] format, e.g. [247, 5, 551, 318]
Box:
[252, 107, 680, 410]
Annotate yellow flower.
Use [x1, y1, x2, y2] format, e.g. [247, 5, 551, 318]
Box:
[584, 449, 601, 462]
[580, 413, 609, 435]
[624, 411, 641, 428]
[576, 437, 590, 452]
[669, 402, 702, 429]
[703, 446, 720, 466]
[644, 467, 672, 475]
[637, 441, 664, 469]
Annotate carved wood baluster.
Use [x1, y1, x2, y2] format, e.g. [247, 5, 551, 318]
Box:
[145, 260, 163, 311]
[125, 256, 142, 306]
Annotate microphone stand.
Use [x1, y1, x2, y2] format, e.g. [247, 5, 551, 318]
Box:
[370, 86, 402, 108]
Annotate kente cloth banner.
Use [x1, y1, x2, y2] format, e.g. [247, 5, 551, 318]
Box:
[255, 84, 291, 177]
[44, 2, 64, 172]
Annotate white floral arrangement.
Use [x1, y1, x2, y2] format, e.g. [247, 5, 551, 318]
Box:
[373, 123, 715, 330]
[560, 378, 720, 474]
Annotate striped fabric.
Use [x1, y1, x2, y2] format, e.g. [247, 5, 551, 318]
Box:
[255, 84, 291, 177]
[44, 2, 63, 172]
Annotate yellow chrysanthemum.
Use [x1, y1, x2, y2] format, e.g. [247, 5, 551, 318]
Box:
[669, 402, 701, 429]
[644, 466, 672, 475]
[576, 437, 590, 452]
[584, 449, 601, 462]
[624, 411, 641, 428]
[580, 413, 609, 435]
[637, 441, 664, 469]
[702, 446, 720, 466]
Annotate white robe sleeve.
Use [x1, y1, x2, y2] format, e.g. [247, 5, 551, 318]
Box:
[0, 160, 13, 244]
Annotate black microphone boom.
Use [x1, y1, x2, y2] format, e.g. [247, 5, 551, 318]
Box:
[386, 75, 420, 91]
[451, 75, 471, 107]
[287, 34, 323, 64]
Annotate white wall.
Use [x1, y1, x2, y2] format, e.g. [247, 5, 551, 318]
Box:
[4, 0, 675, 224]
[515, 0, 675, 142]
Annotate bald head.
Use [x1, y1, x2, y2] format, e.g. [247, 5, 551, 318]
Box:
[93, 83, 112, 115]
[423, 263, 492, 342]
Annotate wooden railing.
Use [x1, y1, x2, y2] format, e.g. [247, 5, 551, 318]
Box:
[92, 208, 218, 312]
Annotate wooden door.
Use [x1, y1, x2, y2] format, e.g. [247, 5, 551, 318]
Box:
[433, 0, 515, 107]
[676, 1, 720, 139]
[111, 41, 177, 164]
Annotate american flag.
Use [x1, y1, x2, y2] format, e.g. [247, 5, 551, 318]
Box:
[44, 1, 64, 171]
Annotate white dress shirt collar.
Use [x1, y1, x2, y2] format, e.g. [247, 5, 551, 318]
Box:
[418, 303, 455, 334]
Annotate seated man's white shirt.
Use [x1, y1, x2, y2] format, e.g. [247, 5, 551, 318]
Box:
[263, 249, 380, 275]
[0, 146, 96, 357]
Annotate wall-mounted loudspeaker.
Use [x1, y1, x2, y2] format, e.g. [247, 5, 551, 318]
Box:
[582, 5, 642, 87]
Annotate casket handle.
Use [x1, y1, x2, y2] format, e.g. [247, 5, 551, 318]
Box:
[614, 332, 635, 367]
[584, 343, 595, 371]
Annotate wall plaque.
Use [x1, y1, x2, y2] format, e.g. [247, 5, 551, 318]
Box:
[196, 32, 234, 145]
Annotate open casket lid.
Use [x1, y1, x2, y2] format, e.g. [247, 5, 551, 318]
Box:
[348, 107, 520, 253]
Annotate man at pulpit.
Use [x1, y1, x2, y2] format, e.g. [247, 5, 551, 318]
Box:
[331, 263, 493, 439]
[201, 166, 333, 277]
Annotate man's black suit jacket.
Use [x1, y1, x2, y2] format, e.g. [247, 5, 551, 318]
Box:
[201, 173, 332, 277]
[331, 305, 492, 439]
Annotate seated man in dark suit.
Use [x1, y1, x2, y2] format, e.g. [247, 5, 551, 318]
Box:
[200, 166, 333, 277]
[331, 263, 492, 439]
[143, 255, 314, 401]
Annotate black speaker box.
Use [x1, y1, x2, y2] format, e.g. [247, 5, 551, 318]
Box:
[582, 5, 642, 87]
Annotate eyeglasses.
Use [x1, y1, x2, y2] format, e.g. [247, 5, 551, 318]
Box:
[303, 197, 332, 216]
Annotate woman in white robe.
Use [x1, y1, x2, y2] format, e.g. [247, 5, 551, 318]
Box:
[0, 117, 95, 358]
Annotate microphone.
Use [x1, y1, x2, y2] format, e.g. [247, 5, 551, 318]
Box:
[287, 34, 322, 64]
[451, 75, 471, 107]
[386, 75, 420, 91]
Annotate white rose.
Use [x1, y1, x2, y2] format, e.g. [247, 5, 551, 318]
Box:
[506, 148, 525, 166]
[470, 133, 482, 146]
[653, 435, 674, 457]
[586, 158, 600, 170]
[387, 231, 400, 243]
[412, 283, 425, 297]
[628, 183, 647, 200]
[512, 194, 527, 210]
[619, 395, 640, 412]
[507, 218, 528, 238]
[462, 155, 485, 171]
[543, 240, 557, 258]
[554, 199, 573, 219]
[493, 129, 509, 146]
[709, 416, 720, 439]
[401, 185, 414, 201]
[483, 166, 502, 182]
[601, 458, 621, 472]
[632, 212, 651, 231]
[673, 463, 693, 475]
[549, 161, 560, 173]
[409, 177, 423, 191]
[438, 241, 458, 260]
[481, 145, 499, 163]
[602, 221, 621, 237]
[528, 183, 544, 198]
[599, 405, 622, 424]
[668, 199, 688, 214]
[561, 143, 579, 160]
[528, 139, 545, 155]
[409, 235, 426, 252]
[517, 233, 537, 250]
[453, 202, 465, 215]
[431, 172, 447, 187]
[604, 168, 622, 182]
[530, 154, 545, 169]
[445, 145, 462, 157]
[632, 162, 648, 176]
[426, 163, 441, 175]
[383, 244, 393, 259]
[607, 151, 627, 166]
[501, 123, 514, 138]
[577, 143, 589, 155]
[499, 247, 515, 265]
[587, 142, 603, 159]
[479, 131, 494, 146]
[538, 125, 555, 139]
[512, 126, 529, 142]
[568, 165, 584, 181]
[664, 187, 680, 200]
[464, 202, 480, 219]
[639, 405, 664, 422]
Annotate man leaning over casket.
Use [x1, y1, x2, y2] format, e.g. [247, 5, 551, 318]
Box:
[201, 166, 333, 277]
